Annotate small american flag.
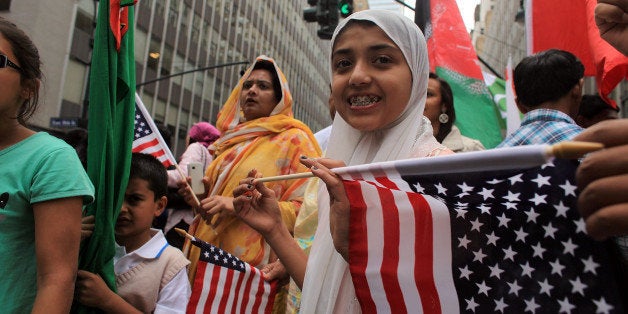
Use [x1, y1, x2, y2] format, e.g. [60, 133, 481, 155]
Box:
[132, 93, 176, 167]
[187, 237, 279, 314]
[342, 158, 625, 313]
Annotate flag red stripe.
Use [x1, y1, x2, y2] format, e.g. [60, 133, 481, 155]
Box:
[263, 281, 279, 314]
[207, 262, 223, 313]
[346, 180, 378, 311]
[232, 269, 246, 313]
[240, 267, 255, 313]
[376, 179, 407, 313]
[217, 267, 235, 313]
[132, 137, 160, 153]
[251, 268, 265, 313]
[410, 193, 442, 313]
[187, 261, 207, 312]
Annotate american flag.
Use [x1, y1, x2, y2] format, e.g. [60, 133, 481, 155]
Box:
[132, 93, 176, 167]
[187, 237, 279, 314]
[342, 158, 625, 314]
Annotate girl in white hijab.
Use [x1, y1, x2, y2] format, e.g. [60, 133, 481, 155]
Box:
[233, 9, 449, 313]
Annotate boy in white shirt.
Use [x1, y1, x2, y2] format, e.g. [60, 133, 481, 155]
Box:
[76, 153, 191, 313]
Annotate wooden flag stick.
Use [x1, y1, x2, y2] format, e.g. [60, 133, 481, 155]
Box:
[175, 227, 195, 241]
[547, 141, 604, 159]
[255, 171, 314, 183]
[255, 141, 604, 184]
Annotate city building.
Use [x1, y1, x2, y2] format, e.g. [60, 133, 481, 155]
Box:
[1, 0, 334, 155]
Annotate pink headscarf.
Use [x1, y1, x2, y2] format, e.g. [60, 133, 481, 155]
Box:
[188, 122, 220, 147]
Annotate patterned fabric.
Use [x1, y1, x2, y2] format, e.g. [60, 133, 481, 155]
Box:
[185, 55, 321, 277]
[497, 109, 583, 147]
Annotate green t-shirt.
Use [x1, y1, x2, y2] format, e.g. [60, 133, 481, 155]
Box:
[0, 132, 94, 312]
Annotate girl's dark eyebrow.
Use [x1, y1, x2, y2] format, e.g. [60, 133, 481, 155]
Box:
[332, 43, 398, 58]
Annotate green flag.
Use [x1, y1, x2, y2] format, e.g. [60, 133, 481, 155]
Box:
[483, 71, 508, 131]
[76, 0, 136, 312]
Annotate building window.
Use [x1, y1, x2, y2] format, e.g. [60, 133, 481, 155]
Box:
[0, 0, 11, 11]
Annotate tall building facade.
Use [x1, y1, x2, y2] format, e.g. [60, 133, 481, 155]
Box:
[472, 0, 626, 114]
[1, 0, 333, 155]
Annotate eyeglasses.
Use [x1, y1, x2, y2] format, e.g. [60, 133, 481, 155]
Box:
[0, 54, 22, 72]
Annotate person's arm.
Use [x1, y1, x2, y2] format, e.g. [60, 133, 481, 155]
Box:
[75, 270, 142, 313]
[233, 171, 308, 288]
[595, 0, 628, 55]
[31, 197, 83, 313]
[575, 119, 628, 240]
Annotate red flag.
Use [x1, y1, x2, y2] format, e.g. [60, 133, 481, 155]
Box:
[132, 93, 177, 167]
[187, 237, 278, 314]
[527, 0, 628, 108]
[341, 155, 625, 313]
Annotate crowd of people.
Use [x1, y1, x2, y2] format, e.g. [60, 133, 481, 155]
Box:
[1, 0, 627, 312]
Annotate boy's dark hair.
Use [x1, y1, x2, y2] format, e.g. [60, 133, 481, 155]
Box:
[578, 94, 617, 118]
[252, 60, 282, 103]
[514, 49, 584, 109]
[129, 153, 168, 199]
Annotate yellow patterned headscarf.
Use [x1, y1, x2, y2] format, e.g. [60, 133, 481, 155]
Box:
[215, 55, 294, 132]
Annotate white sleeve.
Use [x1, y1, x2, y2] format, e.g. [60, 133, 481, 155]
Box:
[154, 267, 192, 314]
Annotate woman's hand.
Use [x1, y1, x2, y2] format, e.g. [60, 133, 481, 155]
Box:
[299, 157, 351, 261]
[81, 215, 95, 241]
[575, 119, 628, 240]
[260, 259, 290, 286]
[177, 177, 209, 209]
[233, 170, 283, 237]
[199, 195, 236, 226]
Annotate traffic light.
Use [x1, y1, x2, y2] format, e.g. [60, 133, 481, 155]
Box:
[317, 0, 339, 40]
[302, 0, 339, 40]
[303, 0, 319, 23]
[338, 0, 353, 18]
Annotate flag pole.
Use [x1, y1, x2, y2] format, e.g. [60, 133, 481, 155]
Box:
[256, 141, 603, 183]
[175, 227, 195, 241]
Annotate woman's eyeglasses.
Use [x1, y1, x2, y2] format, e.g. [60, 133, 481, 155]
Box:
[0, 54, 22, 72]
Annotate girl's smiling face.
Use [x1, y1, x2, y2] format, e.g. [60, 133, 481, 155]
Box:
[330, 22, 412, 132]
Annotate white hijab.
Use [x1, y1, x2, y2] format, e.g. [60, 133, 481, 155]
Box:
[300, 10, 442, 313]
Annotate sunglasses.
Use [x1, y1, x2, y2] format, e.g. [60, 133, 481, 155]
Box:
[0, 54, 22, 72]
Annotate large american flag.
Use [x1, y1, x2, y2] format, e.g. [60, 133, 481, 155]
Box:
[187, 237, 279, 314]
[132, 93, 176, 167]
[342, 158, 625, 313]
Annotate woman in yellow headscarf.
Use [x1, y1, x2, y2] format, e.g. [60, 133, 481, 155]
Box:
[183, 56, 321, 283]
